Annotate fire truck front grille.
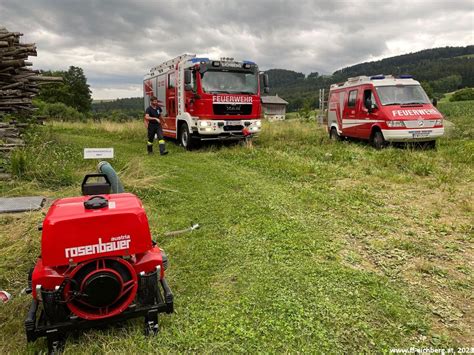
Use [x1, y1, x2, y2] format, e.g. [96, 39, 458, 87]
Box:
[213, 104, 252, 115]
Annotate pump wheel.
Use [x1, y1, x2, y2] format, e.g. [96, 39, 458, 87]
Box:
[179, 122, 195, 151]
[329, 127, 341, 141]
[371, 130, 386, 150]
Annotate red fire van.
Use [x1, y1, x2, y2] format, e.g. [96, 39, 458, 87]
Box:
[327, 75, 444, 148]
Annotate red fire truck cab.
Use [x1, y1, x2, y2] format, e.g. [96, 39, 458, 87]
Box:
[144, 54, 269, 149]
[327, 75, 444, 149]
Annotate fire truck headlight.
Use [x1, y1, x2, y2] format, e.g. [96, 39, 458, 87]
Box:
[199, 121, 211, 127]
[255, 120, 262, 127]
[387, 120, 405, 128]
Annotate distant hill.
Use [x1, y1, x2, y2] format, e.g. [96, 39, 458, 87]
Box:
[268, 46, 474, 111]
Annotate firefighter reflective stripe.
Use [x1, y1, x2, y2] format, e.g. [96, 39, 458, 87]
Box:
[147, 141, 153, 145]
[159, 140, 165, 144]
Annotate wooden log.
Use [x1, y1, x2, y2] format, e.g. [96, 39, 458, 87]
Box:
[0, 59, 24, 68]
[1, 82, 23, 89]
[0, 33, 15, 40]
[0, 89, 22, 96]
[0, 67, 15, 73]
[0, 129, 20, 138]
[0, 99, 31, 105]
[29, 75, 63, 82]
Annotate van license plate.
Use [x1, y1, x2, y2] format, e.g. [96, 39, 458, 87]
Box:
[410, 130, 431, 138]
[226, 121, 241, 126]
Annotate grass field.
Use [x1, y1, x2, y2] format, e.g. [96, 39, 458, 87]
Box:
[0, 101, 472, 353]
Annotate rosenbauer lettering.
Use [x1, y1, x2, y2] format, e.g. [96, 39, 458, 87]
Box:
[65, 235, 131, 258]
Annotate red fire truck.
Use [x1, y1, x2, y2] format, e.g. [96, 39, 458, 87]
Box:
[327, 75, 444, 149]
[144, 54, 269, 149]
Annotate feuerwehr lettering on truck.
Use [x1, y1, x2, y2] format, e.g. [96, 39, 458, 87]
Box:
[212, 95, 252, 104]
[392, 109, 438, 117]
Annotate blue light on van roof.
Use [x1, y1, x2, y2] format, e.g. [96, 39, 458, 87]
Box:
[399, 74, 413, 79]
[243, 60, 256, 65]
[190, 57, 209, 63]
[370, 75, 385, 80]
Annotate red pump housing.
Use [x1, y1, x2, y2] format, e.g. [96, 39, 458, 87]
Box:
[31, 193, 166, 320]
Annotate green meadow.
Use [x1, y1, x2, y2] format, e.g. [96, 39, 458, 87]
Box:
[0, 100, 472, 353]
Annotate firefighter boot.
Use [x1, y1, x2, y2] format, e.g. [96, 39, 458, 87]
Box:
[159, 140, 168, 155]
[147, 142, 153, 154]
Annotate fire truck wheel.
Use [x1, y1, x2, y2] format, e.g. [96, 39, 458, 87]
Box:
[329, 127, 340, 141]
[371, 130, 386, 150]
[179, 122, 195, 151]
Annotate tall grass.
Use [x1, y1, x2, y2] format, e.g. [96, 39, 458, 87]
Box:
[9, 126, 79, 187]
[50, 119, 144, 140]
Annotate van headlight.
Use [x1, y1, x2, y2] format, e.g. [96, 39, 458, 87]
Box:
[387, 120, 405, 128]
[255, 120, 262, 127]
[435, 119, 443, 126]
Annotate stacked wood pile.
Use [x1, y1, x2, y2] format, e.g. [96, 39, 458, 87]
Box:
[0, 26, 61, 180]
[0, 26, 62, 113]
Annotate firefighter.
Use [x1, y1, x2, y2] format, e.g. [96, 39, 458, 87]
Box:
[145, 96, 168, 155]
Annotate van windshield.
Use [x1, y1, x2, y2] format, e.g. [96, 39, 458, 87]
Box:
[201, 71, 258, 94]
[375, 85, 430, 106]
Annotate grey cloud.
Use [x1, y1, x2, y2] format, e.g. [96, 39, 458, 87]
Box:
[1, 0, 472, 99]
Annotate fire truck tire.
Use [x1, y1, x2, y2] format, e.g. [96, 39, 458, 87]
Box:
[371, 130, 386, 150]
[329, 127, 341, 141]
[179, 122, 195, 151]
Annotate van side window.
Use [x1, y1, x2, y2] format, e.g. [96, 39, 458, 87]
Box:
[348, 90, 357, 107]
[363, 89, 376, 109]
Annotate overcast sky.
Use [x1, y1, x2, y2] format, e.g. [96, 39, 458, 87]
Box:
[1, 0, 473, 99]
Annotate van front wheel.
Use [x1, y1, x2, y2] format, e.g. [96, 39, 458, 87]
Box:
[372, 130, 386, 149]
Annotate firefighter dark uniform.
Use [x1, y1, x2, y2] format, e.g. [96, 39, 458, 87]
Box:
[145, 105, 168, 155]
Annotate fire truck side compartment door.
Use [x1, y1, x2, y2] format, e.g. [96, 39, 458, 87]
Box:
[157, 74, 167, 116]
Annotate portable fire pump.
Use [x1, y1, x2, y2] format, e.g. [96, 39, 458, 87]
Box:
[24, 171, 173, 353]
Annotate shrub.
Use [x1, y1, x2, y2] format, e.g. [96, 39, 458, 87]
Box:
[33, 99, 87, 121]
[450, 88, 474, 102]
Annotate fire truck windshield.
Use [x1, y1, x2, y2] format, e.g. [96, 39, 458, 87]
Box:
[376, 85, 431, 106]
[201, 71, 258, 94]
